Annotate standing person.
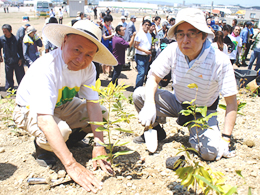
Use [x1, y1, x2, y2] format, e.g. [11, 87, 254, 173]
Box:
[211, 31, 228, 55]
[93, 6, 97, 19]
[58, 8, 63, 24]
[154, 16, 161, 32]
[16, 24, 30, 54]
[124, 15, 137, 61]
[231, 19, 237, 32]
[134, 19, 152, 89]
[49, 8, 55, 17]
[169, 18, 175, 27]
[101, 15, 114, 78]
[111, 25, 136, 85]
[133, 8, 237, 161]
[118, 16, 127, 28]
[241, 21, 253, 66]
[0, 24, 25, 93]
[76, 12, 84, 20]
[229, 25, 242, 65]
[23, 26, 43, 67]
[106, 7, 111, 15]
[222, 25, 235, 54]
[248, 28, 260, 71]
[12, 20, 117, 193]
[157, 21, 169, 40]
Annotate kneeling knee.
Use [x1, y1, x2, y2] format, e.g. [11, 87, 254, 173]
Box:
[200, 148, 218, 161]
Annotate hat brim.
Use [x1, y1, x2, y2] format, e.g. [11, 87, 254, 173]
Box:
[168, 20, 214, 40]
[43, 24, 118, 66]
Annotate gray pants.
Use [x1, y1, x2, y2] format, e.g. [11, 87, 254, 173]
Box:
[126, 46, 135, 60]
[133, 87, 221, 161]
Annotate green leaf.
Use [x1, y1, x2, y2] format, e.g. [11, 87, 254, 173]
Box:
[235, 170, 244, 179]
[219, 104, 227, 110]
[114, 128, 133, 133]
[88, 121, 106, 126]
[179, 110, 193, 116]
[92, 155, 108, 161]
[248, 187, 252, 195]
[111, 118, 126, 124]
[225, 186, 237, 195]
[185, 147, 199, 154]
[96, 140, 108, 147]
[187, 83, 198, 89]
[95, 78, 101, 90]
[115, 141, 131, 147]
[95, 127, 109, 132]
[113, 150, 135, 158]
[194, 174, 221, 194]
[200, 106, 207, 117]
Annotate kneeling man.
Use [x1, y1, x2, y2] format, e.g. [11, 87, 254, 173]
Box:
[13, 20, 117, 193]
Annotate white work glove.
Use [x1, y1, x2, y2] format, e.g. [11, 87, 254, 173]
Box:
[216, 137, 236, 161]
[138, 101, 156, 127]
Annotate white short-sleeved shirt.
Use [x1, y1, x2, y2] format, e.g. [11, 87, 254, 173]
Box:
[149, 42, 238, 107]
[211, 42, 228, 55]
[16, 48, 98, 115]
[134, 30, 152, 55]
[228, 34, 242, 60]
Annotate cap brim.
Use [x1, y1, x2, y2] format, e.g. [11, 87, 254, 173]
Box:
[168, 20, 214, 40]
[43, 24, 118, 66]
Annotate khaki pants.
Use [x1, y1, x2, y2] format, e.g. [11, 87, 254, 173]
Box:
[13, 97, 107, 151]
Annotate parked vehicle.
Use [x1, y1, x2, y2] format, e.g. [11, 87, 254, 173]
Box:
[34, 0, 53, 17]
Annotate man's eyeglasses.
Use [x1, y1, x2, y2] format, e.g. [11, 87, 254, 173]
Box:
[144, 24, 151, 27]
[175, 31, 202, 40]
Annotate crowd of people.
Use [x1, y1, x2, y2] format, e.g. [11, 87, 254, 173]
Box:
[0, 7, 259, 193]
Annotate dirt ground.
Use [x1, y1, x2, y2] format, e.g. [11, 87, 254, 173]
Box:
[0, 8, 260, 195]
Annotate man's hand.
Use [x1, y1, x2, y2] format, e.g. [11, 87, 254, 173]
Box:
[145, 50, 152, 55]
[18, 59, 23, 66]
[216, 137, 236, 161]
[138, 101, 156, 127]
[65, 161, 103, 193]
[92, 146, 113, 175]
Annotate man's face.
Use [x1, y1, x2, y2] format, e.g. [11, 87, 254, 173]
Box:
[155, 19, 161, 26]
[176, 22, 206, 61]
[142, 22, 150, 33]
[105, 21, 112, 26]
[121, 19, 125, 23]
[118, 27, 125, 36]
[150, 25, 155, 31]
[170, 20, 175, 26]
[2, 28, 12, 38]
[61, 34, 97, 71]
[131, 18, 136, 23]
[233, 26, 240, 36]
[215, 19, 219, 26]
[207, 18, 211, 25]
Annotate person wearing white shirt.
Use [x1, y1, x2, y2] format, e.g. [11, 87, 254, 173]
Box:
[134, 19, 152, 88]
[133, 8, 237, 162]
[58, 8, 63, 24]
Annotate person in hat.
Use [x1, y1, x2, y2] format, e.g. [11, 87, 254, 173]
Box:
[13, 20, 117, 193]
[124, 15, 137, 61]
[22, 26, 42, 67]
[118, 16, 127, 28]
[0, 24, 25, 93]
[133, 8, 238, 161]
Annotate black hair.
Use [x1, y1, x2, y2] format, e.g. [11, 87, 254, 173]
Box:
[222, 24, 231, 33]
[101, 12, 106, 17]
[80, 12, 84, 17]
[2, 24, 12, 32]
[142, 19, 151, 26]
[104, 15, 113, 22]
[233, 19, 237, 25]
[154, 16, 161, 21]
[115, 25, 123, 34]
[169, 18, 175, 22]
[49, 17, 58, 24]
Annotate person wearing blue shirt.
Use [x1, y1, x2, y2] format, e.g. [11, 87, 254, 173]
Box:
[240, 21, 253, 66]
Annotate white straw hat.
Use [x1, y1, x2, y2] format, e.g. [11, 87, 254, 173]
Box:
[43, 20, 118, 66]
[168, 8, 214, 40]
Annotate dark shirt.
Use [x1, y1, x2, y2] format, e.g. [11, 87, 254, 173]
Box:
[16, 26, 26, 44]
[150, 32, 156, 40]
[0, 34, 23, 64]
[112, 34, 129, 65]
[224, 36, 235, 52]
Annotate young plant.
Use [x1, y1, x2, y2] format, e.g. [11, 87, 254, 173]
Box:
[179, 83, 217, 155]
[173, 83, 238, 194]
[174, 146, 238, 195]
[84, 79, 135, 167]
